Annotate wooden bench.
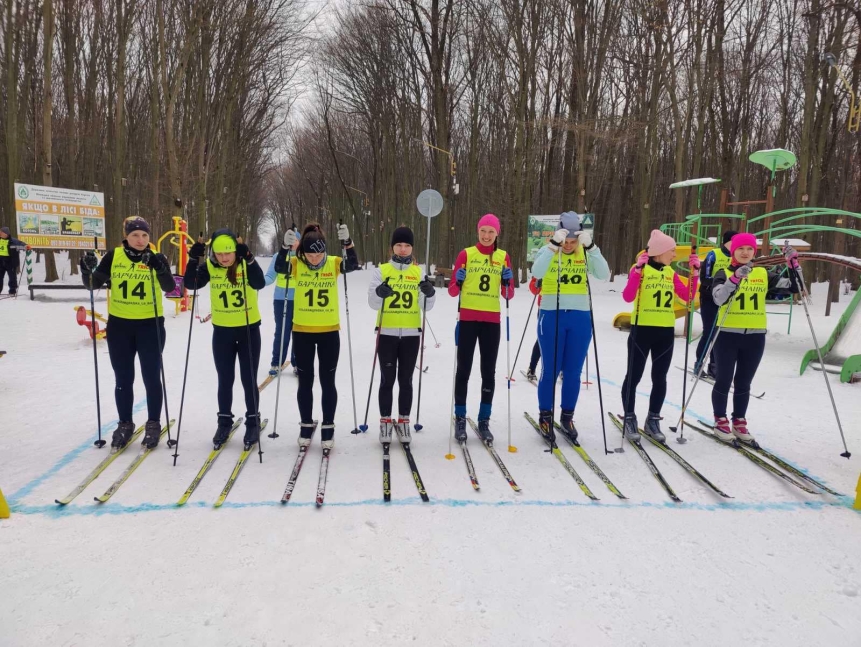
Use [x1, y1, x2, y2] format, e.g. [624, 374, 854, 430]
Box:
[29, 283, 93, 300]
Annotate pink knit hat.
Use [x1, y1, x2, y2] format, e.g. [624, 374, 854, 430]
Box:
[646, 229, 676, 257]
[477, 213, 500, 234]
[730, 233, 757, 256]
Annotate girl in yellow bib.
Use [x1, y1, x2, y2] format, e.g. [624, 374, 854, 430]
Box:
[620, 229, 699, 443]
[184, 229, 265, 449]
[368, 226, 436, 444]
[290, 222, 359, 449]
[79, 216, 175, 449]
[709, 233, 797, 443]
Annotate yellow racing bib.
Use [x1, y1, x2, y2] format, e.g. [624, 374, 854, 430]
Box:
[109, 247, 163, 319]
[719, 267, 767, 329]
[0, 239, 8, 257]
[293, 255, 341, 328]
[632, 264, 676, 327]
[541, 246, 588, 296]
[460, 246, 507, 312]
[379, 263, 422, 329]
[206, 259, 261, 327]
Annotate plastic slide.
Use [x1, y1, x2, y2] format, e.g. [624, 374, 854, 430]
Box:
[800, 288, 861, 383]
[75, 306, 107, 340]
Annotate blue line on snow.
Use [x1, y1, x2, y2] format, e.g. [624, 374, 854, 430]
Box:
[7, 496, 858, 519]
[8, 398, 148, 503]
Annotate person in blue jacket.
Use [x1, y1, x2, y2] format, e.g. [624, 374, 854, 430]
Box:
[266, 226, 300, 376]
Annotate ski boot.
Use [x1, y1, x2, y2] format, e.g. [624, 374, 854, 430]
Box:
[731, 417, 756, 445]
[111, 421, 136, 452]
[213, 413, 234, 450]
[476, 418, 493, 444]
[396, 417, 412, 444]
[298, 422, 315, 447]
[559, 410, 577, 443]
[142, 420, 162, 449]
[538, 410, 555, 444]
[243, 414, 261, 449]
[643, 412, 666, 444]
[380, 417, 394, 444]
[622, 413, 640, 443]
[321, 423, 335, 450]
[525, 368, 537, 382]
[713, 416, 734, 443]
[454, 416, 467, 442]
[268, 365, 279, 377]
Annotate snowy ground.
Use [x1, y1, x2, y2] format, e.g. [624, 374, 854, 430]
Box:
[2, 252, 861, 646]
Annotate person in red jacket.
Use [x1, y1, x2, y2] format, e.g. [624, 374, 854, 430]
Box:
[448, 214, 515, 443]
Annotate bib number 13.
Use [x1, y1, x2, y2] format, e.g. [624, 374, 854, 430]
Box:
[218, 290, 245, 309]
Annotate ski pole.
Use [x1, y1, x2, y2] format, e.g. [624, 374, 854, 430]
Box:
[618, 260, 646, 453]
[240, 256, 264, 462]
[785, 246, 850, 458]
[269, 247, 292, 440]
[339, 221, 361, 435]
[146, 255, 174, 448]
[677, 239, 699, 445]
[548, 246, 562, 452]
[358, 279, 389, 433]
[171, 233, 203, 464]
[446, 286, 462, 461]
[510, 291, 538, 380]
[504, 289, 516, 452]
[583, 254, 609, 455]
[415, 200, 436, 430]
[424, 314, 440, 348]
[87, 236, 105, 448]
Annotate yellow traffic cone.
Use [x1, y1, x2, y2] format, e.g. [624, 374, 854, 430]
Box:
[855, 474, 861, 511]
[0, 488, 10, 519]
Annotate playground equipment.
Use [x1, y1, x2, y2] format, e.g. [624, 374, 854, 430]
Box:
[74, 306, 107, 340]
[0, 488, 9, 519]
[800, 283, 861, 383]
[156, 216, 196, 315]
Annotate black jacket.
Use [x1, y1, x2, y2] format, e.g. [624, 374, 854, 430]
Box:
[80, 241, 175, 293]
[184, 254, 266, 291]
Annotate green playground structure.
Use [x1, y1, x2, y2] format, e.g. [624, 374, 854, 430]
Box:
[800, 287, 861, 383]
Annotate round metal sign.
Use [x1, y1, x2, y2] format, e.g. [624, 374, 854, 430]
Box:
[416, 189, 444, 218]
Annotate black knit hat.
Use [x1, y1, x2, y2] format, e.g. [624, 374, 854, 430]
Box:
[391, 226, 414, 248]
[124, 216, 150, 236]
[722, 230, 738, 245]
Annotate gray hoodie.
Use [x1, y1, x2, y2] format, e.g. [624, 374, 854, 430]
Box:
[367, 258, 436, 337]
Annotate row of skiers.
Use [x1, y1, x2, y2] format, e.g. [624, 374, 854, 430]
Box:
[78, 212, 798, 456]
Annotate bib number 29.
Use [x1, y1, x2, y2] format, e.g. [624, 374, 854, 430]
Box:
[304, 288, 330, 308]
[388, 290, 414, 309]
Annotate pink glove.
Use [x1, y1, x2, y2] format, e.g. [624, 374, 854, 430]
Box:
[635, 252, 650, 271]
[688, 253, 701, 270]
[784, 246, 800, 270]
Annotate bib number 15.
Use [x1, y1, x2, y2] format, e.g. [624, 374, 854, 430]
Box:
[304, 288, 330, 308]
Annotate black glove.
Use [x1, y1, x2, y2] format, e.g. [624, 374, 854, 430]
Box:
[236, 243, 252, 262]
[189, 242, 206, 259]
[146, 252, 170, 274]
[375, 281, 394, 299]
[419, 279, 435, 298]
[81, 251, 98, 271]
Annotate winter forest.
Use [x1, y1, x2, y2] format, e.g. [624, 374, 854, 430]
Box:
[2, 0, 860, 282]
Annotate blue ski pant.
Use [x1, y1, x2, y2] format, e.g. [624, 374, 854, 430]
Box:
[271, 298, 296, 367]
[536, 309, 592, 412]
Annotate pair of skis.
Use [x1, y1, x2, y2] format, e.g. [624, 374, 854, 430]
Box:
[682, 419, 841, 496]
[449, 418, 520, 492]
[280, 422, 338, 507]
[381, 427, 430, 503]
[523, 412, 624, 501]
[55, 420, 175, 505]
[257, 360, 291, 393]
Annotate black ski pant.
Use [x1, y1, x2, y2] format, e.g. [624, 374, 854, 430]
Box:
[711, 332, 765, 419]
[696, 296, 719, 375]
[293, 330, 339, 424]
[455, 320, 500, 414]
[212, 323, 261, 418]
[377, 334, 420, 418]
[0, 263, 18, 293]
[528, 339, 541, 373]
[621, 325, 675, 415]
[106, 315, 165, 422]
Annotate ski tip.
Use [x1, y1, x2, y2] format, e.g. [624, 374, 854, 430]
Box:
[54, 499, 66, 506]
[445, 453, 455, 460]
[508, 445, 518, 453]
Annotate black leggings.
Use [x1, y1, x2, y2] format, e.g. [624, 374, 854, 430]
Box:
[455, 320, 500, 409]
[377, 335, 420, 417]
[106, 315, 165, 422]
[293, 330, 340, 424]
[696, 297, 719, 372]
[621, 325, 675, 415]
[711, 332, 765, 418]
[212, 323, 261, 417]
[529, 339, 541, 372]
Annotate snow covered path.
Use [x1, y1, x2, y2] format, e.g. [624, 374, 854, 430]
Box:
[2, 255, 860, 646]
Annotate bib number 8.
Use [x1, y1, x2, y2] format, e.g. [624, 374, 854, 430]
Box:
[478, 274, 491, 292]
[118, 280, 146, 300]
[218, 289, 245, 309]
[303, 288, 330, 308]
[388, 290, 414, 309]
